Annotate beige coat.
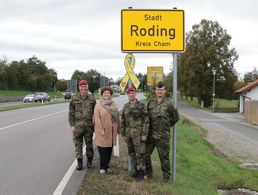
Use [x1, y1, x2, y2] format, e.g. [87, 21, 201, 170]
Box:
[94, 102, 120, 147]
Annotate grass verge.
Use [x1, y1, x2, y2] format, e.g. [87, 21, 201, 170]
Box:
[0, 90, 64, 98]
[78, 120, 258, 195]
[0, 100, 69, 111]
[180, 96, 239, 112]
[0, 93, 102, 111]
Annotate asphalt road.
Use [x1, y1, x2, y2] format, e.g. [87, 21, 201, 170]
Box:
[178, 100, 258, 147]
[0, 94, 145, 195]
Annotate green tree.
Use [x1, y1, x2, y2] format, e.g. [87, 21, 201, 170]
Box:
[48, 69, 58, 91]
[71, 70, 85, 81]
[0, 59, 8, 89]
[85, 69, 100, 93]
[71, 69, 100, 93]
[243, 68, 258, 83]
[17, 60, 31, 90]
[1, 56, 58, 91]
[26, 56, 50, 91]
[136, 73, 147, 92]
[57, 79, 67, 92]
[7, 61, 20, 89]
[164, 72, 173, 95]
[179, 19, 238, 106]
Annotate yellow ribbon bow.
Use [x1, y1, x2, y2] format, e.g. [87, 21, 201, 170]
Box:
[120, 53, 140, 92]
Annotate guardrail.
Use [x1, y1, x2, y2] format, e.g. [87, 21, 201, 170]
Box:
[0, 96, 24, 103]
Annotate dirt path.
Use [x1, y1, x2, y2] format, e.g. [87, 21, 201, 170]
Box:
[206, 124, 258, 163]
[181, 112, 258, 164]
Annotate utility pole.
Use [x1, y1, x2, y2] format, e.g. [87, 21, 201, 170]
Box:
[212, 69, 216, 112]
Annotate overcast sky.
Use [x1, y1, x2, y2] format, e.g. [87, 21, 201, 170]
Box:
[0, 0, 257, 80]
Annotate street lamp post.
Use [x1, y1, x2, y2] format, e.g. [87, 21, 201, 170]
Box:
[142, 77, 144, 92]
[212, 69, 216, 112]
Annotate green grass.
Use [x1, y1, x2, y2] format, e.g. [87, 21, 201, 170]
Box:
[0, 92, 102, 111]
[147, 120, 258, 194]
[181, 96, 239, 111]
[0, 90, 33, 96]
[79, 118, 258, 194]
[0, 100, 69, 111]
[215, 99, 239, 109]
[0, 90, 64, 98]
[181, 96, 201, 109]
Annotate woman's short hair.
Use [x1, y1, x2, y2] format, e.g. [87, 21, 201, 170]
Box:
[100, 87, 113, 95]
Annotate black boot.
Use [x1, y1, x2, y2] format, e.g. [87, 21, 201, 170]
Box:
[136, 170, 144, 182]
[163, 176, 169, 184]
[131, 169, 139, 178]
[145, 168, 153, 179]
[87, 157, 93, 169]
[76, 159, 83, 171]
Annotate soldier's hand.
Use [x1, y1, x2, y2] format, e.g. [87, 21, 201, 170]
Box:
[71, 126, 76, 134]
[141, 135, 147, 142]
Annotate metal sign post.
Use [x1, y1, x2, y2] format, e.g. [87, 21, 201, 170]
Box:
[172, 53, 178, 182]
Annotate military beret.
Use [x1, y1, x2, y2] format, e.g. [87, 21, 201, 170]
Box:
[156, 81, 165, 88]
[79, 80, 88, 86]
[127, 87, 136, 94]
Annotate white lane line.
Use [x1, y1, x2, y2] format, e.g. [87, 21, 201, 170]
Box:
[0, 110, 67, 132]
[53, 146, 86, 195]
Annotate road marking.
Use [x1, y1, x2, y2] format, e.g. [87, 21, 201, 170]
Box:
[53, 146, 86, 195]
[0, 110, 67, 132]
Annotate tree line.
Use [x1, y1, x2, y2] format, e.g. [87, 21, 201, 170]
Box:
[0, 56, 57, 91]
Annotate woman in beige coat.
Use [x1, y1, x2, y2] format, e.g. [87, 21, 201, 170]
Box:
[94, 87, 120, 174]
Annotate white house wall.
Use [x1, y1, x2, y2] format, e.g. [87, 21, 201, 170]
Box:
[246, 86, 258, 100]
[239, 86, 258, 113]
[239, 95, 244, 113]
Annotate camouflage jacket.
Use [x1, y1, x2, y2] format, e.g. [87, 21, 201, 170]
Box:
[69, 93, 96, 128]
[121, 100, 149, 137]
[147, 97, 179, 139]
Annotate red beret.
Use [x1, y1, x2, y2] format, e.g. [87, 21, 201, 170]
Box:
[127, 87, 136, 94]
[79, 80, 88, 86]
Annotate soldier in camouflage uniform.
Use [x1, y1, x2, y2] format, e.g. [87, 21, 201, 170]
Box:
[69, 80, 96, 170]
[121, 87, 149, 181]
[145, 81, 179, 183]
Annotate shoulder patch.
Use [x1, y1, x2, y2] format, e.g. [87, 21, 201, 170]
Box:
[88, 94, 95, 100]
[72, 94, 79, 101]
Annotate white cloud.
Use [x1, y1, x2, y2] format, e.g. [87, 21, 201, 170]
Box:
[0, 0, 257, 80]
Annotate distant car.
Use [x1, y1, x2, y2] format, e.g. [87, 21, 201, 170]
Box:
[64, 92, 72, 100]
[34, 92, 51, 102]
[34, 93, 44, 102]
[23, 94, 35, 103]
[120, 92, 125, 95]
[40, 92, 51, 102]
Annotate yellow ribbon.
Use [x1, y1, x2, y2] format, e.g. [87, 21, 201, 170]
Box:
[120, 53, 140, 92]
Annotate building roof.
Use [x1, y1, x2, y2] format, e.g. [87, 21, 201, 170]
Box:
[235, 79, 258, 94]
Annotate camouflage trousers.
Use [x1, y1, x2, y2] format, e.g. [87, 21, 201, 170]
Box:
[73, 126, 94, 160]
[125, 136, 146, 171]
[145, 137, 170, 178]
